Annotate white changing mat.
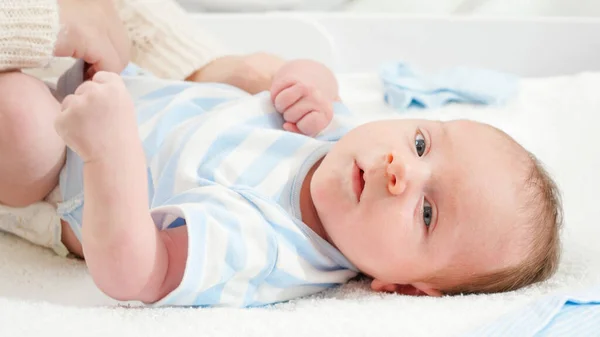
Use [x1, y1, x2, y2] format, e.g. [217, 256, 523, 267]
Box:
[0, 72, 599, 337]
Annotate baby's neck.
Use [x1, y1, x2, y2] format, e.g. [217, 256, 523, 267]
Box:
[300, 158, 333, 246]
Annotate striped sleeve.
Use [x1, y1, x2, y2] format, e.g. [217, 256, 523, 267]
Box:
[149, 184, 278, 308]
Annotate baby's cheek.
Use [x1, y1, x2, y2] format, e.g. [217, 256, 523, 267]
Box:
[351, 214, 402, 277]
[311, 175, 339, 217]
[366, 205, 411, 246]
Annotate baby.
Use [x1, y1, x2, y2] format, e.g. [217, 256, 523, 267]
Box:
[0, 59, 562, 307]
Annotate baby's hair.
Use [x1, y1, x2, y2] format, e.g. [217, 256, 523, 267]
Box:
[438, 130, 563, 295]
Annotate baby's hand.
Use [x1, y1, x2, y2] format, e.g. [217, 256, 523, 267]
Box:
[271, 78, 334, 137]
[55, 71, 137, 163]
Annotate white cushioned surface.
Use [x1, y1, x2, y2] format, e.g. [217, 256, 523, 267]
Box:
[0, 72, 599, 337]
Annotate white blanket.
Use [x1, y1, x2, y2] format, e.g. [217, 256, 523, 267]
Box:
[1, 73, 599, 336]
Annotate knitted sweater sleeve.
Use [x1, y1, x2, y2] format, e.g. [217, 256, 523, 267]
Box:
[1, 0, 227, 80]
[115, 0, 229, 80]
[0, 0, 60, 71]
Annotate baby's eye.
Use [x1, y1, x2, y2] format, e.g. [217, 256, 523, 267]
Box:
[415, 131, 426, 157]
[423, 199, 433, 227]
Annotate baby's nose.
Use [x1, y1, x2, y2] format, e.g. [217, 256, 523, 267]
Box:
[386, 153, 407, 195]
[386, 152, 429, 195]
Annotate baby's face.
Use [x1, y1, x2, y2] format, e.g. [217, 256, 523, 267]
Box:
[311, 119, 528, 295]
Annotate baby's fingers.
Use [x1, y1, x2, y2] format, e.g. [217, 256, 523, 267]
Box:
[282, 98, 316, 124]
[270, 77, 296, 103]
[60, 94, 82, 111]
[282, 122, 301, 134]
[74, 81, 98, 96]
[274, 83, 308, 113]
[92, 70, 122, 84]
[296, 111, 331, 137]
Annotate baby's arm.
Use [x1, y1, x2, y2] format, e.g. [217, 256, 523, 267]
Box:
[55, 72, 184, 302]
[270, 60, 340, 136]
[186, 53, 286, 95]
[80, 140, 185, 302]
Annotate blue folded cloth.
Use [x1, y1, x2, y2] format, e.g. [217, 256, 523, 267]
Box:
[462, 286, 600, 337]
[380, 62, 519, 111]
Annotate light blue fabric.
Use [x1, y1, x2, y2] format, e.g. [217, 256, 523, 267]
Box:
[54, 62, 359, 308]
[380, 62, 519, 111]
[462, 286, 600, 337]
[120, 63, 154, 77]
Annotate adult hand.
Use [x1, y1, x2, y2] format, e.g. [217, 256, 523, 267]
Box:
[54, 0, 130, 76]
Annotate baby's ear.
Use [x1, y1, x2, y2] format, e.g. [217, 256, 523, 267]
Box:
[371, 279, 442, 297]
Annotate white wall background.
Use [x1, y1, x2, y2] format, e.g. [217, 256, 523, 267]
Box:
[346, 0, 600, 16]
[179, 0, 600, 17]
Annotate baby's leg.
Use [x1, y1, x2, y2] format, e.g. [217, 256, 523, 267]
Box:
[0, 71, 66, 207]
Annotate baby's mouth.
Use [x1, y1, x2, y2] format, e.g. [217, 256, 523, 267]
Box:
[353, 161, 365, 202]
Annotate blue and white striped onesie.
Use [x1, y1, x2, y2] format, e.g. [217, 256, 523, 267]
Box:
[56, 69, 359, 307]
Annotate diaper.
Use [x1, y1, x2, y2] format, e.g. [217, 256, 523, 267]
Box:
[0, 186, 69, 256]
[0, 61, 87, 257]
